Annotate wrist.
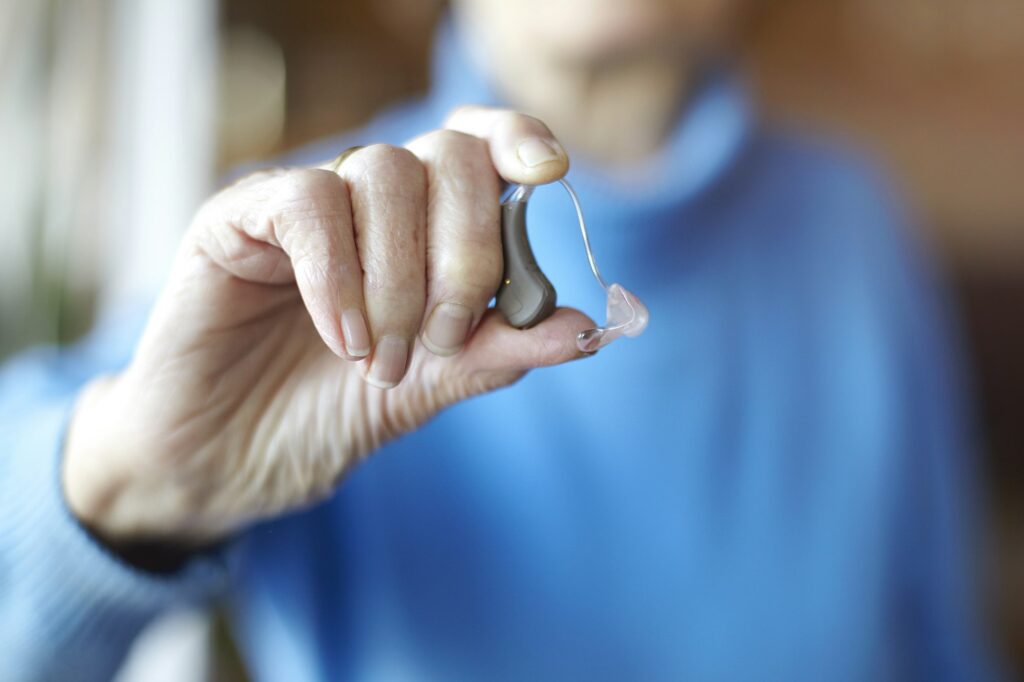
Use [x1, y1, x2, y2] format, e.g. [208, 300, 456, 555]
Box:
[62, 373, 220, 547]
[63, 374, 127, 529]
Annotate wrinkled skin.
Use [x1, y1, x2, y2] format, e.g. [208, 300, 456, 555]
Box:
[64, 108, 593, 544]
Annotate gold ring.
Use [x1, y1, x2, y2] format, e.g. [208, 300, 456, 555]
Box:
[328, 145, 365, 173]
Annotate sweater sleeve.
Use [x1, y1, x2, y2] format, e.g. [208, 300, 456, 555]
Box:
[853, 175, 1002, 681]
[0, 320, 231, 682]
[888, 239, 1001, 682]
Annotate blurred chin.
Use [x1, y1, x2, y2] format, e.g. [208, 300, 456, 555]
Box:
[537, 5, 673, 60]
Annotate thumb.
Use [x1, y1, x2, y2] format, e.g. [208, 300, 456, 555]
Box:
[459, 307, 597, 376]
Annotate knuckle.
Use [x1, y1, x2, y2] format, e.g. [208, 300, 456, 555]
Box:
[349, 143, 424, 181]
[271, 168, 348, 223]
[425, 128, 486, 156]
[423, 131, 491, 181]
[281, 167, 345, 201]
[268, 169, 349, 248]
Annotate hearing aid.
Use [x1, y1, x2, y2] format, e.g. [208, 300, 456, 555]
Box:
[496, 179, 649, 352]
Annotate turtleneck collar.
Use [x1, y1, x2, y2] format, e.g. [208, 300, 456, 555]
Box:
[427, 16, 755, 225]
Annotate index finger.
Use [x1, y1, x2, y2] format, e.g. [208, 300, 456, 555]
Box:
[443, 106, 569, 185]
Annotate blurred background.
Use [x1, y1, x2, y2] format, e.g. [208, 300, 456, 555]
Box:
[1, 0, 1021, 679]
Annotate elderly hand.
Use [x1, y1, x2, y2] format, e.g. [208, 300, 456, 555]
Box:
[63, 108, 593, 546]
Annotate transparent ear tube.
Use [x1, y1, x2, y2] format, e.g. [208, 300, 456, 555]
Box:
[496, 179, 649, 352]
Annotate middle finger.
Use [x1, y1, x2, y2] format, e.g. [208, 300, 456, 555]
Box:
[337, 144, 428, 388]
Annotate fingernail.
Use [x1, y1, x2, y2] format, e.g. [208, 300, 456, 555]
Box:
[517, 138, 563, 168]
[367, 336, 409, 389]
[422, 302, 473, 356]
[341, 309, 371, 357]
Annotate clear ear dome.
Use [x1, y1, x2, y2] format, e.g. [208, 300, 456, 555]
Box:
[553, 178, 649, 352]
[576, 283, 649, 353]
